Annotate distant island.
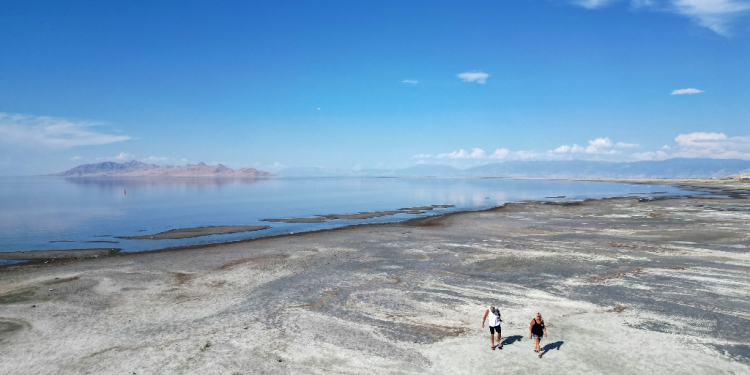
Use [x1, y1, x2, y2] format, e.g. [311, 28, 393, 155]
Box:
[53, 161, 276, 177]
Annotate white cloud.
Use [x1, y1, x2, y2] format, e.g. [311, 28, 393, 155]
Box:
[437, 148, 487, 159]
[489, 148, 511, 159]
[552, 144, 586, 153]
[633, 150, 671, 160]
[635, 132, 750, 160]
[97, 152, 135, 161]
[672, 88, 704, 95]
[615, 142, 640, 148]
[457, 71, 490, 84]
[585, 137, 621, 154]
[142, 156, 168, 163]
[413, 154, 432, 158]
[69, 156, 82, 160]
[552, 137, 628, 155]
[567, 0, 750, 35]
[0, 112, 131, 148]
[402, 79, 419, 84]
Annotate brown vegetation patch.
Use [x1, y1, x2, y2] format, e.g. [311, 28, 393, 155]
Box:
[220, 254, 290, 270]
[44, 276, 80, 285]
[174, 272, 196, 285]
[588, 268, 643, 283]
[607, 305, 629, 313]
[669, 265, 688, 270]
[609, 242, 637, 249]
[0, 287, 39, 304]
[208, 280, 226, 288]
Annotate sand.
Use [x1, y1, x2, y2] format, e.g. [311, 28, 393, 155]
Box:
[1, 184, 749, 374]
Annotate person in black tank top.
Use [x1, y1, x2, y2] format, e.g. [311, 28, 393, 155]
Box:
[529, 312, 547, 358]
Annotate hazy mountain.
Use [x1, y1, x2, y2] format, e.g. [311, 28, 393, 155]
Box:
[54, 161, 276, 177]
[278, 159, 750, 178]
[464, 159, 750, 178]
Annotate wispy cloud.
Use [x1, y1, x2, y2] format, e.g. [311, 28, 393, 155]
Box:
[0, 112, 131, 148]
[671, 88, 704, 95]
[457, 71, 490, 84]
[402, 79, 419, 84]
[671, 0, 750, 35]
[615, 142, 640, 148]
[142, 156, 169, 163]
[573, 0, 621, 9]
[69, 156, 82, 160]
[566, 0, 750, 35]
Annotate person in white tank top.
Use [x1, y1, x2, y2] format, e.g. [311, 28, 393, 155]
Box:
[481, 306, 503, 350]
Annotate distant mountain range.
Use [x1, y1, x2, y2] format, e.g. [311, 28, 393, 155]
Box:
[278, 159, 750, 178]
[54, 158, 750, 178]
[53, 161, 276, 177]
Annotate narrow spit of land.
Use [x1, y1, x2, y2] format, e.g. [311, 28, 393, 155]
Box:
[0, 182, 749, 374]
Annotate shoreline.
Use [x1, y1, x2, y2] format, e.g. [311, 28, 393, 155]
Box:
[2, 178, 743, 268]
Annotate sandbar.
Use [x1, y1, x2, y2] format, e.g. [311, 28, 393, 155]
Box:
[121, 225, 270, 240]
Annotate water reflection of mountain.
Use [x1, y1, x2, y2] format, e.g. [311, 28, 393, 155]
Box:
[63, 176, 273, 189]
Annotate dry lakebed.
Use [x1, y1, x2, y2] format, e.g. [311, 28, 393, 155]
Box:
[1, 181, 749, 374]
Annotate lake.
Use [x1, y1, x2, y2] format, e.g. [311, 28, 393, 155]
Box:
[0, 177, 694, 254]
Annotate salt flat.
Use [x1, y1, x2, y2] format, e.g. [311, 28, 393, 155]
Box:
[1, 191, 749, 374]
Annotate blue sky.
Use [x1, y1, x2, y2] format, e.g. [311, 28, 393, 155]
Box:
[1, 0, 749, 175]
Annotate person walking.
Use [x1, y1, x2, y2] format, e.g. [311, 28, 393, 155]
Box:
[481, 306, 503, 350]
[529, 312, 547, 358]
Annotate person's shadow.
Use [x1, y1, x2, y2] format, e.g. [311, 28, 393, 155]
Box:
[501, 335, 523, 347]
[541, 341, 564, 356]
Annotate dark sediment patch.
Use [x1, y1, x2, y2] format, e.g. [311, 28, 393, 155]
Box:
[319, 211, 404, 220]
[261, 218, 327, 223]
[121, 225, 271, 240]
[263, 205, 455, 223]
[82, 240, 120, 244]
[398, 205, 454, 211]
[0, 319, 29, 344]
[49, 240, 75, 243]
[0, 248, 120, 261]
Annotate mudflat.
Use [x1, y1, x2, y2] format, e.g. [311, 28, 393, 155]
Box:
[1, 186, 749, 374]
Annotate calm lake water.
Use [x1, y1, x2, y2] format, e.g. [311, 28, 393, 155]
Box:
[0, 177, 694, 254]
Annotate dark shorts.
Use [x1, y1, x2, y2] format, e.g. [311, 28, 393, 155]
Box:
[489, 326, 501, 335]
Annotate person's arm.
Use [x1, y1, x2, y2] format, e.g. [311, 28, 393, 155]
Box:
[544, 322, 548, 337]
[529, 320, 534, 338]
[482, 310, 489, 328]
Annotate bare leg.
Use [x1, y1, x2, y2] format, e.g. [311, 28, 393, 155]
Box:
[535, 338, 541, 356]
[490, 333, 495, 348]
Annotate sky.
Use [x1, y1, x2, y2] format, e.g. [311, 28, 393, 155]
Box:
[0, 0, 749, 175]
